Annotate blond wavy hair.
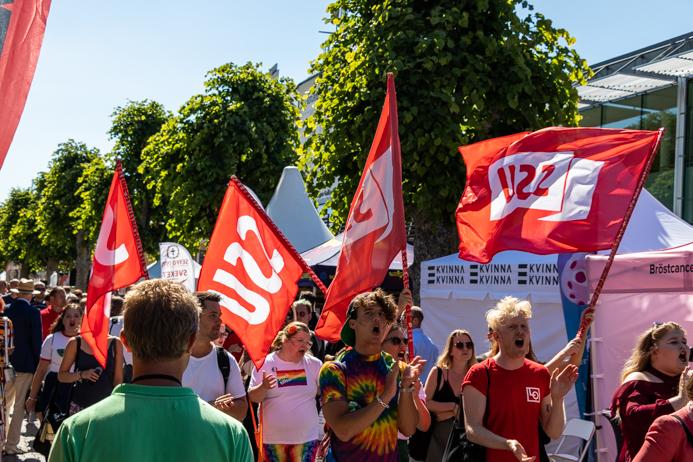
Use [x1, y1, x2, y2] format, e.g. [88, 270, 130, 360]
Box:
[621, 322, 685, 382]
[486, 296, 532, 333]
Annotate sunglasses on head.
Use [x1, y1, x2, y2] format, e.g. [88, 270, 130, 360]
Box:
[387, 337, 408, 346]
[454, 341, 474, 350]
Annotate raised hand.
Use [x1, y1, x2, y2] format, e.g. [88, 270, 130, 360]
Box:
[261, 371, 277, 390]
[550, 364, 579, 400]
[402, 356, 426, 388]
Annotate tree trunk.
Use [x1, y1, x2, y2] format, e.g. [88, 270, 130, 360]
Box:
[408, 208, 458, 305]
[75, 231, 91, 290]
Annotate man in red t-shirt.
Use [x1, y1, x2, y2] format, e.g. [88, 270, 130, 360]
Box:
[39, 287, 66, 340]
[462, 297, 578, 462]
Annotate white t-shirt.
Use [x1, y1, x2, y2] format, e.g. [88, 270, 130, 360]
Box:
[182, 345, 246, 402]
[249, 352, 322, 444]
[40, 332, 72, 373]
[109, 316, 132, 365]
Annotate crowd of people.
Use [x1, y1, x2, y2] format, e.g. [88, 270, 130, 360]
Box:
[0, 276, 689, 461]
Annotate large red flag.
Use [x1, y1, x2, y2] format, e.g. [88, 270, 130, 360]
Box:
[456, 127, 662, 263]
[0, 0, 52, 168]
[82, 162, 147, 366]
[197, 177, 306, 369]
[315, 74, 406, 342]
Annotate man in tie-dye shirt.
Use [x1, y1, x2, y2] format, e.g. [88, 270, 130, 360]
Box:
[319, 289, 425, 462]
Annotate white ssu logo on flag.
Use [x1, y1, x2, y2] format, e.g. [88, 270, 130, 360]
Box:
[488, 151, 604, 222]
[211, 216, 285, 325]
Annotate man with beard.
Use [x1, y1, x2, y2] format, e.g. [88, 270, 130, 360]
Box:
[182, 291, 247, 421]
[462, 297, 578, 462]
[319, 289, 425, 462]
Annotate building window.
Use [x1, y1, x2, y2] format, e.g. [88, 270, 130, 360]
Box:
[684, 79, 693, 223]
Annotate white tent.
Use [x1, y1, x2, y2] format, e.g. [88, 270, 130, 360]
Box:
[302, 232, 414, 270]
[267, 166, 334, 253]
[419, 189, 693, 431]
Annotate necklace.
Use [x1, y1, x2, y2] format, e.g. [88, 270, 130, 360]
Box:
[131, 374, 182, 386]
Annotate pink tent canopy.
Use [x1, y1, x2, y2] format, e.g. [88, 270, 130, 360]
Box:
[586, 242, 693, 461]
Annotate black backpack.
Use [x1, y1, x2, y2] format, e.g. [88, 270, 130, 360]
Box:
[216, 346, 230, 387]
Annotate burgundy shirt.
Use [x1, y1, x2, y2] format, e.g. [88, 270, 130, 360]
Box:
[634, 403, 693, 462]
[611, 378, 677, 462]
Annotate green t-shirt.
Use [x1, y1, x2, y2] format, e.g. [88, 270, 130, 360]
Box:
[48, 384, 252, 462]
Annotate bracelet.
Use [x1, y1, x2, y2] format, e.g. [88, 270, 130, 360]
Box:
[26, 397, 36, 402]
[400, 384, 415, 393]
[376, 395, 389, 409]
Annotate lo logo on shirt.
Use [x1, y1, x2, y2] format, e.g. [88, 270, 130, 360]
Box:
[526, 387, 540, 403]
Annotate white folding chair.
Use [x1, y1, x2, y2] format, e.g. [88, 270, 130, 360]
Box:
[548, 418, 596, 462]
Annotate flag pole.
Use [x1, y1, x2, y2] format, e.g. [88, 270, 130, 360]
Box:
[385, 72, 415, 359]
[576, 128, 664, 338]
[229, 176, 329, 295]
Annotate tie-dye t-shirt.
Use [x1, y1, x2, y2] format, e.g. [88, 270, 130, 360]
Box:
[319, 350, 399, 462]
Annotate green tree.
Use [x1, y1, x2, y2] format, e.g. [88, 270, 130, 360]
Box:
[37, 140, 101, 288]
[141, 62, 302, 250]
[108, 100, 170, 254]
[0, 187, 47, 274]
[302, 0, 591, 266]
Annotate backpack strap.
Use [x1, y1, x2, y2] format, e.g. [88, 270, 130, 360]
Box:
[672, 414, 693, 446]
[216, 346, 230, 388]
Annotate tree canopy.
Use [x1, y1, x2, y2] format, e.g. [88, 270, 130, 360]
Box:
[301, 0, 591, 259]
[140, 62, 302, 250]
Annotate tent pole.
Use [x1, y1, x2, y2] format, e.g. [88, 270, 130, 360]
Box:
[577, 129, 664, 338]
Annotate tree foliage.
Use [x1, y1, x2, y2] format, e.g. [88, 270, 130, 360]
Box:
[108, 100, 170, 254]
[36, 140, 101, 261]
[0, 186, 47, 272]
[302, 0, 591, 241]
[140, 62, 301, 250]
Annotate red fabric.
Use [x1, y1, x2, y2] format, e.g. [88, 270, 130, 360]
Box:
[315, 74, 406, 342]
[223, 330, 243, 362]
[82, 163, 147, 367]
[611, 379, 677, 462]
[462, 358, 550, 462]
[40, 305, 60, 340]
[633, 403, 693, 462]
[456, 127, 662, 263]
[197, 179, 304, 369]
[0, 0, 52, 168]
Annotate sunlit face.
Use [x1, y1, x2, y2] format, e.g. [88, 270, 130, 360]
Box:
[351, 303, 390, 346]
[52, 291, 67, 308]
[494, 314, 530, 359]
[651, 329, 688, 376]
[382, 328, 408, 361]
[62, 308, 82, 333]
[450, 333, 474, 363]
[283, 330, 312, 357]
[199, 301, 222, 342]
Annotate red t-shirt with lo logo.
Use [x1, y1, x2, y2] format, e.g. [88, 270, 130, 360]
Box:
[462, 358, 550, 462]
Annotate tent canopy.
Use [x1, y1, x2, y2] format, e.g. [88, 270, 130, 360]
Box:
[267, 166, 334, 253]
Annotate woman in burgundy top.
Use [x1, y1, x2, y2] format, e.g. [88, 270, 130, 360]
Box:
[611, 322, 691, 462]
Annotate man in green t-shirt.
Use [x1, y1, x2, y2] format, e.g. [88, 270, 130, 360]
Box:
[48, 279, 252, 462]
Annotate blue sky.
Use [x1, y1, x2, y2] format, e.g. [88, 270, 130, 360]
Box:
[3, 0, 693, 200]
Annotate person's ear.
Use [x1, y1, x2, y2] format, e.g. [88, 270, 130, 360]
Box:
[187, 331, 197, 352]
[349, 318, 357, 329]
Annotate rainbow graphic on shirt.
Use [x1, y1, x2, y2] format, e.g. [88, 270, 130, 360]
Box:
[275, 369, 307, 388]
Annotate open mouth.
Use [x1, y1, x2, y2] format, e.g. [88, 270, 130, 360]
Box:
[397, 351, 405, 360]
[514, 338, 525, 348]
[299, 348, 306, 354]
[679, 351, 688, 362]
[372, 326, 381, 335]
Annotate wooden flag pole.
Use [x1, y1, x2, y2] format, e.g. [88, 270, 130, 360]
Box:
[576, 128, 664, 338]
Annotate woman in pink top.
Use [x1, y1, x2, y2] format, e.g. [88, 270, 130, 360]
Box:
[634, 371, 693, 462]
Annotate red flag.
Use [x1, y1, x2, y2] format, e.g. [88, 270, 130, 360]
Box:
[315, 74, 406, 342]
[0, 0, 52, 168]
[82, 162, 147, 366]
[197, 178, 306, 369]
[456, 127, 663, 263]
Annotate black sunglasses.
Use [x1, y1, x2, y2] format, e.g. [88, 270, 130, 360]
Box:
[387, 337, 408, 346]
[454, 341, 474, 350]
